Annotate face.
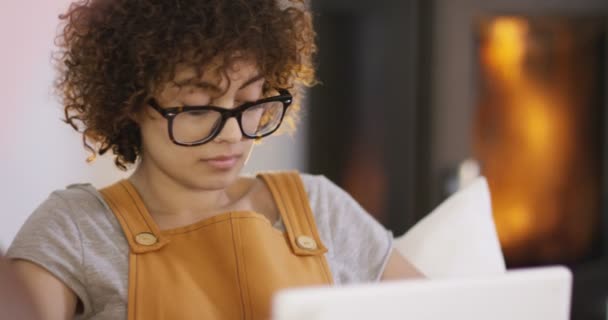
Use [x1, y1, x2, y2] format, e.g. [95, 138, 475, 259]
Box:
[135, 58, 265, 191]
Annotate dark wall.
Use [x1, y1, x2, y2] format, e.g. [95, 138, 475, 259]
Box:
[308, 0, 433, 235]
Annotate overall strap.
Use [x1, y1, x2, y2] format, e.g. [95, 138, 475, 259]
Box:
[258, 171, 328, 256]
[99, 180, 169, 254]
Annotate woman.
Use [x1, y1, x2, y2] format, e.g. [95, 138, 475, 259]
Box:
[7, 0, 423, 319]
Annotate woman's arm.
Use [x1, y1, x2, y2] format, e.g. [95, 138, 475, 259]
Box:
[11, 259, 78, 320]
[0, 255, 39, 320]
[380, 249, 425, 281]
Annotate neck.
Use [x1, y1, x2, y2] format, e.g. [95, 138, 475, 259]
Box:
[128, 159, 240, 219]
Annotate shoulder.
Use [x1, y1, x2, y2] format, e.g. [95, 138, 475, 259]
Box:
[7, 182, 127, 319]
[297, 173, 366, 221]
[52, 183, 111, 212]
[262, 172, 350, 218]
[32, 183, 120, 233]
[298, 172, 335, 190]
[296, 172, 394, 283]
[298, 173, 344, 205]
[12, 184, 102, 232]
[250, 171, 341, 219]
[7, 182, 125, 260]
[32, 183, 109, 216]
[9, 183, 121, 248]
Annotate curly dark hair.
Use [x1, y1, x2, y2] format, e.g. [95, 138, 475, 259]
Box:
[55, 0, 317, 170]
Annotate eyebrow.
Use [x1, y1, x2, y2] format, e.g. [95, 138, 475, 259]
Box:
[174, 74, 265, 91]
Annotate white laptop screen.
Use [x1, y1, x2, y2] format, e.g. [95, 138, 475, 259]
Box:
[272, 266, 572, 320]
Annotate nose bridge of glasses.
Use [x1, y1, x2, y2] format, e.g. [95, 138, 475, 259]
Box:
[213, 113, 243, 141]
[223, 104, 246, 118]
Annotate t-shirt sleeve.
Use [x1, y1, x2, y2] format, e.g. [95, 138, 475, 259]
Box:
[6, 192, 91, 313]
[303, 174, 394, 284]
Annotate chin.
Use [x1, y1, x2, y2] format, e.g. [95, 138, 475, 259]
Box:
[184, 164, 244, 191]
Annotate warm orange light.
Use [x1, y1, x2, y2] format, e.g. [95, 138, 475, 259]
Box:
[502, 203, 534, 243]
[482, 18, 528, 83]
[475, 17, 602, 265]
[521, 95, 553, 155]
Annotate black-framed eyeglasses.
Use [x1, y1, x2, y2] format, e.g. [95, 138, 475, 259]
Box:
[147, 89, 292, 146]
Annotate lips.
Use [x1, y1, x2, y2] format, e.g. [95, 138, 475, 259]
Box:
[201, 154, 242, 170]
[207, 155, 240, 161]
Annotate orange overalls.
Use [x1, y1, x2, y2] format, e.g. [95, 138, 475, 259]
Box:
[100, 172, 333, 319]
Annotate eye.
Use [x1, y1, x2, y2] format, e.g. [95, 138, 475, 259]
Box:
[187, 110, 210, 116]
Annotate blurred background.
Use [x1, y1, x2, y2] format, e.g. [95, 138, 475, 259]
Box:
[307, 0, 608, 319]
[1, 0, 608, 319]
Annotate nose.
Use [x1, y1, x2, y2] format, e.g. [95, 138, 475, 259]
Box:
[212, 93, 243, 143]
[213, 116, 243, 143]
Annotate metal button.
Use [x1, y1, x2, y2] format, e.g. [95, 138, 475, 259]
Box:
[296, 235, 317, 250]
[135, 232, 158, 246]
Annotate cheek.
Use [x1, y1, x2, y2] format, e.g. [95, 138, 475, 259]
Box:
[242, 142, 256, 164]
[242, 140, 255, 155]
[139, 114, 170, 146]
[138, 115, 191, 162]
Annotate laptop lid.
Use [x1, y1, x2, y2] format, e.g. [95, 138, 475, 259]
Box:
[272, 266, 572, 320]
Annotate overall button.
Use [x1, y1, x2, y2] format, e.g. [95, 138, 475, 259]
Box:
[296, 235, 317, 250]
[135, 232, 158, 246]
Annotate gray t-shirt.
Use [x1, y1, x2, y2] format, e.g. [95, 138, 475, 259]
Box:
[7, 173, 393, 320]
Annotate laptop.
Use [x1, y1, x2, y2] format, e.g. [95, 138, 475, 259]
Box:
[272, 266, 572, 320]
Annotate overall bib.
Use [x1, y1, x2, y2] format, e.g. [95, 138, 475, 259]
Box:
[100, 172, 333, 319]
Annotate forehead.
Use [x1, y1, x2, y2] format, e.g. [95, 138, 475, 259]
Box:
[172, 57, 260, 85]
